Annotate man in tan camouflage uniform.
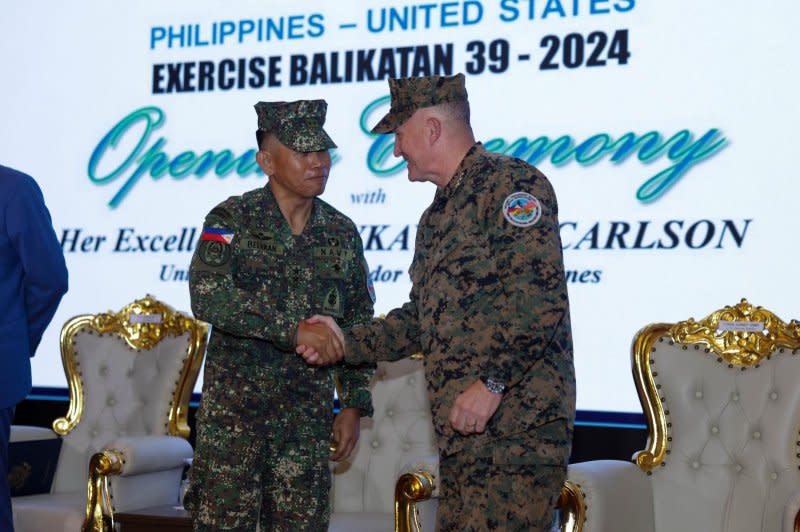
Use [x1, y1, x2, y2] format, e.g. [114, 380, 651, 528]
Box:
[184, 99, 375, 531]
[299, 74, 575, 531]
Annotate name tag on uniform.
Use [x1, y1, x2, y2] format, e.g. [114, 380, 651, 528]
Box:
[314, 247, 350, 259]
[239, 237, 284, 255]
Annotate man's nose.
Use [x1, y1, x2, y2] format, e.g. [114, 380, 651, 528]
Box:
[308, 151, 324, 167]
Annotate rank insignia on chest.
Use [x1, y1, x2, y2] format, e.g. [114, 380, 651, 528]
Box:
[502, 192, 542, 228]
[314, 247, 348, 279]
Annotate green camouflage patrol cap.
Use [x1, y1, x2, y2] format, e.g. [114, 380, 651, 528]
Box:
[254, 99, 337, 152]
[371, 73, 468, 134]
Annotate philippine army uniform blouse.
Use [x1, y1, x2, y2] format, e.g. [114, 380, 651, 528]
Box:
[190, 185, 374, 413]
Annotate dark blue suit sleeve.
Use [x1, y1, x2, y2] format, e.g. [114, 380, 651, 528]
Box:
[6, 177, 68, 356]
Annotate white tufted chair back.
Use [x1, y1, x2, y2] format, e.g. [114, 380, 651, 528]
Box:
[632, 300, 800, 532]
[51, 294, 207, 493]
[330, 357, 439, 531]
[11, 295, 207, 532]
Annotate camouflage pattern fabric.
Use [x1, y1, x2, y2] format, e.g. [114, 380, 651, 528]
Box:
[184, 185, 374, 531]
[254, 100, 337, 152]
[371, 73, 468, 133]
[188, 356, 333, 531]
[437, 430, 567, 531]
[343, 143, 575, 526]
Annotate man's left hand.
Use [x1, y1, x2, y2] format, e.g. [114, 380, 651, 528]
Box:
[330, 407, 361, 461]
[448, 380, 503, 435]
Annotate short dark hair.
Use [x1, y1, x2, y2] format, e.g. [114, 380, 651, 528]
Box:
[256, 130, 266, 150]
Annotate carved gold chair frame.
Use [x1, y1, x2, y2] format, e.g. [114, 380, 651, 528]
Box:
[52, 295, 208, 532]
[555, 299, 800, 532]
[389, 352, 435, 532]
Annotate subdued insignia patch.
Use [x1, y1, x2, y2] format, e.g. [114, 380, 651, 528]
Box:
[322, 286, 342, 317]
[327, 236, 341, 247]
[502, 191, 542, 228]
[251, 230, 275, 241]
[314, 251, 347, 279]
[198, 240, 231, 267]
[314, 247, 347, 259]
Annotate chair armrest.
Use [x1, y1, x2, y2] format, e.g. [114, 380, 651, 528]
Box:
[564, 460, 654, 532]
[9, 425, 58, 442]
[82, 436, 192, 531]
[395, 454, 439, 532]
[398, 453, 440, 497]
[783, 489, 800, 532]
[104, 435, 192, 476]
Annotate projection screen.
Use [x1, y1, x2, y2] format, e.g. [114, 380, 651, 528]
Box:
[1, 0, 797, 418]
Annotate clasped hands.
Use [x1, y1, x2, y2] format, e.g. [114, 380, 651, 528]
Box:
[295, 315, 345, 365]
[295, 316, 358, 460]
[296, 316, 503, 436]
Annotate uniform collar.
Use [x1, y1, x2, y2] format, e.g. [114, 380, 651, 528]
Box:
[434, 142, 486, 202]
[439, 142, 484, 199]
[261, 184, 325, 241]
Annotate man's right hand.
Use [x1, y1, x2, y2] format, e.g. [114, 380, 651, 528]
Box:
[296, 315, 345, 365]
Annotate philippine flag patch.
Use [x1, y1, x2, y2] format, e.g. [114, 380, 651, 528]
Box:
[200, 227, 235, 244]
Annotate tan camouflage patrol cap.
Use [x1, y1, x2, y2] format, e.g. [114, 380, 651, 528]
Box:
[371, 73, 468, 134]
[254, 99, 337, 152]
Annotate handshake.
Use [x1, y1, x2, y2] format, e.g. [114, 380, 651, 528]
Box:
[295, 315, 345, 365]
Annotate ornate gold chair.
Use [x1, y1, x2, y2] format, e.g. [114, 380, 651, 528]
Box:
[558, 300, 800, 532]
[329, 356, 439, 532]
[11, 295, 208, 532]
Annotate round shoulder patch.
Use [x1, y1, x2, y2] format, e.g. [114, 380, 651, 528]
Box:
[198, 240, 231, 267]
[502, 192, 542, 227]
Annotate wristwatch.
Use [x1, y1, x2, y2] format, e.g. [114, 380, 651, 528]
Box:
[481, 377, 506, 395]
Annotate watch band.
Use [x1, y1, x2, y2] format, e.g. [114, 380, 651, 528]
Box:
[482, 377, 506, 394]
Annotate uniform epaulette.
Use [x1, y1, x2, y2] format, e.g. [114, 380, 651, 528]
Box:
[207, 205, 236, 225]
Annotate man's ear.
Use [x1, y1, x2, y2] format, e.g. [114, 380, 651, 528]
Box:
[256, 148, 273, 176]
[426, 116, 442, 146]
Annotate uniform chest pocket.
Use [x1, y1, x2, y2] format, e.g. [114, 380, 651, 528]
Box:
[313, 246, 351, 280]
[233, 242, 285, 290]
[427, 227, 478, 273]
[410, 220, 465, 286]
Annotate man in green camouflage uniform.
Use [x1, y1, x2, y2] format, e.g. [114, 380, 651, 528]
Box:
[184, 99, 375, 531]
[299, 75, 575, 531]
